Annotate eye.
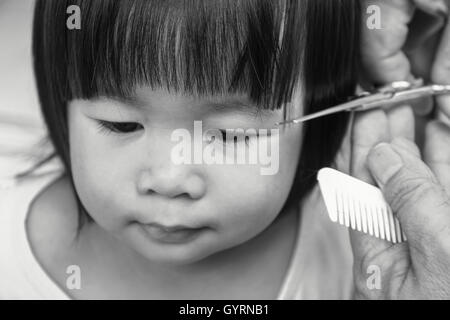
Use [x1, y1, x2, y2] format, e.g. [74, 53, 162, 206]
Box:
[96, 120, 144, 134]
[218, 129, 251, 146]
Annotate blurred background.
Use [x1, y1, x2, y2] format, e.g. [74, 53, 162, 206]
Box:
[0, 0, 52, 186]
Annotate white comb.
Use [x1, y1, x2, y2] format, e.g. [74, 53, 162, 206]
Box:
[317, 167, 406, 243]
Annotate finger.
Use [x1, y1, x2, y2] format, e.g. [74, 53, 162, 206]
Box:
[409, 95, 434, 117]
[361, 0, 448, 84]
[431, 8, 450, 119]
[428, 8, 450, 193]
[351, 109, 390, 182]
[424, 120, 450, 194]
[435, 96, 450, 122]
[361, 0, 415, 83]
[346, 108, 394, 272]
[348, 105, 416, 269]
[385, 104, 415, 141]
[367, 138, 450, 255]
[334, 109, 389, 175]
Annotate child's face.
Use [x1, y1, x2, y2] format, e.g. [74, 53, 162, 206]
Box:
[68, 86, 304, 265]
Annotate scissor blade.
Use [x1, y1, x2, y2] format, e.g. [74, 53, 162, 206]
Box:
[276, 92, 389, 125]
[275, 84, 450, 126]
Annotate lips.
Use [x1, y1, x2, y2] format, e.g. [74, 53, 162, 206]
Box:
[141, 223, 206, 244]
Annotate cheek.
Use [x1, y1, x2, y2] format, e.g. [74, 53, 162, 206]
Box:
[206, 130, 302, 242]
[206, 171, 290, 253]
[68, 111, 132, 229]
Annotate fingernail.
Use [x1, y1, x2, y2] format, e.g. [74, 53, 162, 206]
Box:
[368, 143, 404, 187]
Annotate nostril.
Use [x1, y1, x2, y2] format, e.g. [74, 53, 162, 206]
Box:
[144, 189, 156, 195]
[137, 171, 206, 199]
[171, 192, 192, 200]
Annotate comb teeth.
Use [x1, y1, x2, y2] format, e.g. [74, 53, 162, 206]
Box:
[317, 168, 407, 243]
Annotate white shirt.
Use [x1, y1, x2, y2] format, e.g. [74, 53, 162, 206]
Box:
[0, 162, 354, 299]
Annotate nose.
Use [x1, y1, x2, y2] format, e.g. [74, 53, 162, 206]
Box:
[136, 126, 207, 200]
[137, 167, 206, 200]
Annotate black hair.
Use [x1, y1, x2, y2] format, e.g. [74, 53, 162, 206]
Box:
[30, 0, 360, 226]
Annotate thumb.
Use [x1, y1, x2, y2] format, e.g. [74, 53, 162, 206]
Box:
[367, 138, 450, 253]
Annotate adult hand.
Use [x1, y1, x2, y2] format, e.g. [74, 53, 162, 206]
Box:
[360, 0, 450, 119]
[335, 0, 450, 299]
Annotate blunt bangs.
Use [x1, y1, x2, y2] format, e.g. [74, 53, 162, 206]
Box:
[37, 0, 305, 111]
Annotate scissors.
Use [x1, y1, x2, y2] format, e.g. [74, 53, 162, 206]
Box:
[275, 78, 450, 126]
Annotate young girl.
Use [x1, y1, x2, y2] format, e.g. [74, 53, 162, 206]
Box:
[0, 0, 359, 299]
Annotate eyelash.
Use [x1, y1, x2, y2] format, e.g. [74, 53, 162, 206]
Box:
[95, 121, 267, 145]
[96, 120, 144, 135]
[214, 130, 264, 146]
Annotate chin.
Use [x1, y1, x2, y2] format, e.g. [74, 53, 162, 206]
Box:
[136, 244, 220, 266]
[124, 231, 223, 266]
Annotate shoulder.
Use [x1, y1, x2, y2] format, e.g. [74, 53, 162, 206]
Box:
[26, 173, 80, 264]
[0, 170, 77, 298]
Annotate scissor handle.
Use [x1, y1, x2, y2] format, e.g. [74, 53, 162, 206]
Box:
[356, 84, 450, 112]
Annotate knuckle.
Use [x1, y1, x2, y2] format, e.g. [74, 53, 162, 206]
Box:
[386, 172, 435, 214]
